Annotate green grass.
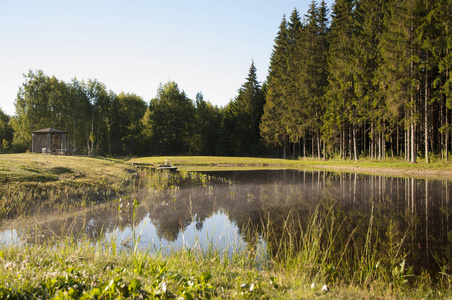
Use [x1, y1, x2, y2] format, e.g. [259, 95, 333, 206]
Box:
[0, 153, 136, 184]
[128, 155, 452, 180]
[0, 154, 140, 219]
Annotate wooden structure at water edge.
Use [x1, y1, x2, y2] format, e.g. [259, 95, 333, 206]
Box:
[131, 160, 178, 172]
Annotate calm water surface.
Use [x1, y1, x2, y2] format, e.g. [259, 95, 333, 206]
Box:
[1, 170, 451, 275]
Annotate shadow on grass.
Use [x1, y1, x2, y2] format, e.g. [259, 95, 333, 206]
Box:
[49, 167, 74, 175]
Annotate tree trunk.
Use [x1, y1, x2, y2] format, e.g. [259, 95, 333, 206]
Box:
[446, 62, 450, 162]
[383, 123, 386, 159]
[317, 129, 321, 159]
[378, 123, 381, 161]
[312, 131, 315, 158]
[283, 136, 287, 159]
[410, 52, 416, 163]
[340, 126, 343, 159]
[447, 107, 450, 162]
[405, 125, 409, 162]
[371, 121, 374, 159]
[441, 87, 444, 159]
[363, 123, 366, 156]
[303, 132, 306, 157]
[299, 137, 302, 158]
[397, 125, 400, 157]
[349, 124, 352, 160]
[353, 123, 358, 161]
[425, 57, 429, 163]
[411, 115, 416, 163]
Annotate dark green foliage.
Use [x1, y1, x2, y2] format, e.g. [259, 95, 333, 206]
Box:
[298, 1, 330, 158]
[260, 16, 290, 157]
[110, 93, 147, 156]
[85, 79, 111, 156]
[324, 0, 359, 160]
[11, 71, 61, 150]
[224, 61, 266, 156]
[143, 82, 196, 155]
[0, 108, 13, 153]
[193, 92, 222, 155]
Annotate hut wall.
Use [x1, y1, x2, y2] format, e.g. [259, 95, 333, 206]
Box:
[32, 134, 50, 153]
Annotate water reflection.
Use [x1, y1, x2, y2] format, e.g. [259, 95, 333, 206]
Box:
[1, 170, 451, 276]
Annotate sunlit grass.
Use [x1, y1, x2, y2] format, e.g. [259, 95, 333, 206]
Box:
[0, 153, 136, 184]
[128, 155, 452, 180]
[0, 154, 144, 219]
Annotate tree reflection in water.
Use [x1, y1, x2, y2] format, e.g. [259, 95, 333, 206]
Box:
[1, 170, 451, 276]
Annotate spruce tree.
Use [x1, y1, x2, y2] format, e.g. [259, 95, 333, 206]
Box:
[323, 0, 357, 160]
[235, 61, 265, 146]
[378, 0, 423, 163]
[354, 0, 389, 159]
[434, 0, 452, 160]
[261, 16, 290, 158]
[298, 1, 330, 158]
[286, 8, 304, 156]
[416, 0, 439, 163]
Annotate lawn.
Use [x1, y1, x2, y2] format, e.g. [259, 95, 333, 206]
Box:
[128, 155, 452, 180]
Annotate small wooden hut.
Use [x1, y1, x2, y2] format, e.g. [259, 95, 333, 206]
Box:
[32, 128, 68, 154]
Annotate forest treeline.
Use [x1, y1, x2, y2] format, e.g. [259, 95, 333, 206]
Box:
[1, 0, 451, 162]
[1, 66, 264, 157]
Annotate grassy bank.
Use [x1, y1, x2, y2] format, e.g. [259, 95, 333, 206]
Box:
[128, 156, 452, 180]
[0, 154, 138, 219]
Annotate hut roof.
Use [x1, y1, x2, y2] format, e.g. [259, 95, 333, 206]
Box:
[32, 128, 68, 134]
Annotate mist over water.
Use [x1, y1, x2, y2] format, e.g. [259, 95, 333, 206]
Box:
[1, 169, 451, 275]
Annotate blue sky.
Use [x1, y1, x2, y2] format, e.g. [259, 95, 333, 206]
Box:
[0, 0, 333, 116]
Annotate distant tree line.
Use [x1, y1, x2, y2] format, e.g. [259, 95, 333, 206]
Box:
[4, 64, 266, 157]
[2, 0, 452, 162]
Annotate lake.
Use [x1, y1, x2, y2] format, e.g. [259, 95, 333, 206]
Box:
[1, 169, 451, 276]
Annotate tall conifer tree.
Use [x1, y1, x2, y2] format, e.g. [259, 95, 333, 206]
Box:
[299, 1, 330, 158]
[433, 0, 452, 160]
[323, 0, 357, 160]
[285, 9, 304, 156]
[378, 0, 422, 163]
[354, 0, 388, 159]
[261, 16, 290, 158]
